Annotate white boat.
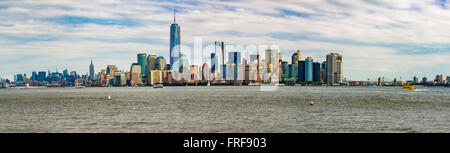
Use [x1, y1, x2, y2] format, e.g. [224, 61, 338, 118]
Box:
[153, 84, 163, 88]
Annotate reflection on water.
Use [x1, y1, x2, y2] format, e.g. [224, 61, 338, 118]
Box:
[0, 86, 449, 133]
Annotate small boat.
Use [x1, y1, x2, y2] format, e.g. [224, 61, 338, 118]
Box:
[76, 86, 86, 88]
[402, 84, 416, 90]
[153, 84, 163, 88]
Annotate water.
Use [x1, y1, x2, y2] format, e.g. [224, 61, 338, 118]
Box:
[0, 86, 449, 133]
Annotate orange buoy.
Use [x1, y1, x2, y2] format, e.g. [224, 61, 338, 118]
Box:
[310, 101, 314, 105]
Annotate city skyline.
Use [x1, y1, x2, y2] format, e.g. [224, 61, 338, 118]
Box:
[1, 0, 450, 81]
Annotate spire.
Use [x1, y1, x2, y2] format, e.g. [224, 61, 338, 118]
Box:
[91, 58, 93, 65]
[173, 8, 176, 23]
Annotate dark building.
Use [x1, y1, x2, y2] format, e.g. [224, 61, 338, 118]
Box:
[211, 53, 216, 73]
[297, 60, 306, 82]
[313, 62, 321, 82]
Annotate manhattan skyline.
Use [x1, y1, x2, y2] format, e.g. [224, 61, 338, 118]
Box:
[1, 0, 450, 81]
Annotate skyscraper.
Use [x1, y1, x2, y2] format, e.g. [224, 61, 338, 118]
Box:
[215, 41, 225, 79]
[297, 60, 306, 82]
[305, 57, 313, 82]
[313, 62, 321, 82]
[210, 53, 216, 74]
[89, 59, 94, 81]
[326, 53, 343, 84]
[137, 53, 148, 79]
[291, 50, 301, 67]
[170, 9, 181, 71]
[156, 56, 166, 70]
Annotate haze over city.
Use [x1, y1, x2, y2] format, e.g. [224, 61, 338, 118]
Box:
[1, 0, 450, 81]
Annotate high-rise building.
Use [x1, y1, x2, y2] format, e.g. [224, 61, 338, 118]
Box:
[156, 56, 166, 70]
[201, 63, 210, 81]
[148, 54, 157, 71]
[137, 53, 148, 79]
[210, 53, 216, 74]
[297, 60, 306, 82]
[283, 64, 297, 81]
[130, 63, 143, 86]
[291, 50, 301, 67]
[89, 59, 95, 81]
[422, 77, 427, 83]
[228, 52, 241, 65]
[149, 70, 163, 85]
[31, 71, 37, 81]
[106, 65, 117, 76]
[321, 61, 327, 82]
[313, 62, 320, 82]
[215, 41, 225, 80]
[170, 9, 181, 71]
[305, 57, 313, 82]
[413, 76, 418, 84]
[326, 53, 342, 84]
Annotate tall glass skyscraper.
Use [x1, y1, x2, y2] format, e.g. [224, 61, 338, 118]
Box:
[137, 53, 148, 79]
[215, 41, 225, 79]
[305, 57, 313, 82]
[170, 9, 181, 71]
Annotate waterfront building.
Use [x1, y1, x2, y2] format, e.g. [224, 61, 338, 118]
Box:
[326, 53, 343, 84]
[305, 57, 313, 82]
[130, 63, 143, 86]
[413, 76, 418, 84]
[31, 71, 37, 81]
[89, 59, 95, 81]
[283, 64, 297, 81]
[313, 62, 320, 82]
[297, 60, 306, 82]
[321, 61, 327, 82]
[210, 53, 216, 74]
[201, 63, 210, 81]
[447, 76, 450, 84]
[38, 71, 46, 82]
[106, 65, 118, 76]
[114, 72, 126, 86]
[215, 41, 225, 80]
[149, 70, 163, 85]
[422, 77, 427, 83]
[170, 9, 181, 71]
[148, 54, 157, 71]
[291, 50, 302, 67]
[156, 56, 167, 70]
[250, 53, 258, 63]
[137, 53, 148, 79]
[16, 74, 23, 82]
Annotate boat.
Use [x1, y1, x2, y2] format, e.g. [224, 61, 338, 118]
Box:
[76, 86, 86, 88]
[402, 84, 416, 90]
[153, 84, 163, 88]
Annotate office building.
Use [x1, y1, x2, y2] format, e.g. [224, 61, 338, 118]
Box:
[313, 62, 321, 82]
[326, 53, 342, 84]
[170, 9, 181, 71]
[89, 59, 95, 81]
[305, 57, 313, 82]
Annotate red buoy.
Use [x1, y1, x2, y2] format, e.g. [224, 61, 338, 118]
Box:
[310, 101, 314, 105]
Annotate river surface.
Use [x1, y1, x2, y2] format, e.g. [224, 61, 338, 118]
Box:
[0, 86, 449, 133]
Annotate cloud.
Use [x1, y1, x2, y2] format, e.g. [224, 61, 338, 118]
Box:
[0, 0, 449, 80]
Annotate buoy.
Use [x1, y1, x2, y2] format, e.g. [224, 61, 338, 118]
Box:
[107, 96, 111, 100]
[310, 101, 314, 105]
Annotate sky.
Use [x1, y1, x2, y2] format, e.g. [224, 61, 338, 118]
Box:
[1, 0, 450, 81]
